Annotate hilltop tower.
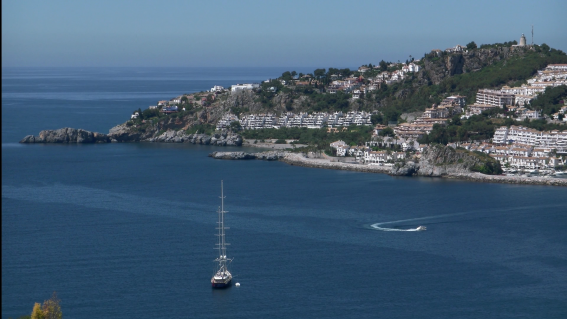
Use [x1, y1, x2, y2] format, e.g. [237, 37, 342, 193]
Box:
[519, 33, 527, 46]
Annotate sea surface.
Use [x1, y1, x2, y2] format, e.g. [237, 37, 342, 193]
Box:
[2, 68, 567, 319]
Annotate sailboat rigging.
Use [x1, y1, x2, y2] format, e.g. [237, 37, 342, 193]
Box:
[211, 181, 233, 288]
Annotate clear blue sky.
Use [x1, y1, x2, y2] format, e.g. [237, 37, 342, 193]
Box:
[2, 0, 566, 68]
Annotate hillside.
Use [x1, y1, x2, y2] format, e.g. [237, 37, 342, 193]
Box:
[119, 42, 566, 140]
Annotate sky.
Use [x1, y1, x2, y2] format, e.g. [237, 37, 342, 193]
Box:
[2, 0, 567, 68]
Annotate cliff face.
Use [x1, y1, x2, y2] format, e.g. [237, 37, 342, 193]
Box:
[211, 90, 309, 119]
[418, 145, 493, 176]
[422, 47, 528, 85]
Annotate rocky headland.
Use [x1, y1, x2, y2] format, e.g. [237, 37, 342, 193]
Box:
[392, 144, 502, 176]
[20, 128, 111, 144]
[20, 127, 242, 146]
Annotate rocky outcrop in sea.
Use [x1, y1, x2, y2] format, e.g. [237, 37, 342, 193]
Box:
[20, 127, 242, 146]
[20, 128, 110, 143]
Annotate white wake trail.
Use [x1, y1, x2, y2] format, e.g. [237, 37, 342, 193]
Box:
[369, 204, 566, 232]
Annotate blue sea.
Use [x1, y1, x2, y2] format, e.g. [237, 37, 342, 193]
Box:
[2, 68, 567, 319]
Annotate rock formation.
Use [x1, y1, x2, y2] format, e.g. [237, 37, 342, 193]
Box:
[20, 127, 242, 146]
[390, 144, 502, 176]
[209, 151, 286, 160]
[20, 128, 110, 143]
[149, 130, 242, 146]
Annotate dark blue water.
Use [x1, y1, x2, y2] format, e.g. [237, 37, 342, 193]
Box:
[3, 68, 567, 319]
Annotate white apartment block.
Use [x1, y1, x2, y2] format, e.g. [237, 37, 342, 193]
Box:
[476, 89, 515, 107]
[231, 83, 260, 92]
[546, 64, 567, 71]
[216, 113, 240, 130]
[492, 126, 567, 148]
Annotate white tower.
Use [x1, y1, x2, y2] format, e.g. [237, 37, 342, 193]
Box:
[520, 34, 527, 46]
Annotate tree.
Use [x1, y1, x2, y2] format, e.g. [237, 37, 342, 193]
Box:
[31, 303, 44, 319]
[291, 71, 297, 77]
[41, 292, 62, 319]
[314, 68, 326, 80]
[371, 114, 383, 125]
[327, 68, 339, 76]
[379, 60, 388, 71]
[229, 121, 242, 131]
[281, 71, 292, 81]
[379, 127, 395, 137]
[466, 41, 477, 50]
[540, 43, 550, 53]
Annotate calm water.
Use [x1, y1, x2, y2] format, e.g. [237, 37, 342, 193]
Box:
[3, 68, 567, 318]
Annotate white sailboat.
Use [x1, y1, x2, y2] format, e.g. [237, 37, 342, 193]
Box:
[211, 181, 233, 288]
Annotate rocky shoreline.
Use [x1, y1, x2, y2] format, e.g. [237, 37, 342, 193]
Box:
[20, 127, 243, 146]
[209, 151, 567, 187]
[19, 128, 566, 186]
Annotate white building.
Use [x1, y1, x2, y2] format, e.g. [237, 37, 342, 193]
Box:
[231, 83, 260, 92]
[547, 64, 567, 71]
[216, 113, 240, 130]
[476, 89, 514, 107]
[330, 140, 349, 156]
[492, 125, 567, 148]
[210, 85, 225, 93]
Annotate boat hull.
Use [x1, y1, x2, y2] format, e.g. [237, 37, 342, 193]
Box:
[211, 279, 232, 289]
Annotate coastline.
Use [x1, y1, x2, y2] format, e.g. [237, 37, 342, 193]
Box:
[241, 139, 306, 150]
[210, 151, 567, 187]
[19, 130, 567, 187]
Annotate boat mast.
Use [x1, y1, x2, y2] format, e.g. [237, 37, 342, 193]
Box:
[215, 180, 230, 272]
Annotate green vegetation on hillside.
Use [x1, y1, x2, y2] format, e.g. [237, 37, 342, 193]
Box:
[470, 151, 503, 175]
[418, 111, 566, 145]
[377, 46, 567, 115]
[418, 115, 497, 145]
[528, 85, 567, 115]
[124, 42, 566, 145]
[439, 49, 567, 104]
[309, 91, 351, 112]
[515, 118, 567, 131]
